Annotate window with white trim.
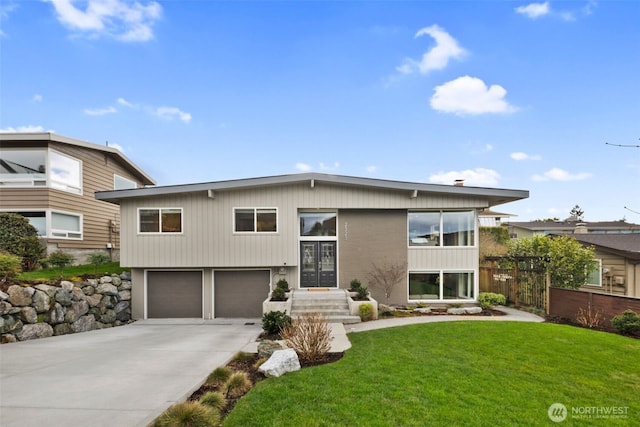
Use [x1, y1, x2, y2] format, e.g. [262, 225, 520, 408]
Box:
[408, 211, 475, 247]
[0, 149, 47, 187]
[114, 174, 137, 190]
[234, 208, 277, 233]
[49, 150, 82, 194]
[51, 211, 82, 239]
[586, 259, 602, 287]
[139, 208, 182, 233]
[409, 271, 475, 301]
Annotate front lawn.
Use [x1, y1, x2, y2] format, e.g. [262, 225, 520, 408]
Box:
[224, 322, 640, 426]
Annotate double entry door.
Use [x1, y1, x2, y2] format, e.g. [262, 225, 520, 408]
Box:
[300, 241, 337, 287]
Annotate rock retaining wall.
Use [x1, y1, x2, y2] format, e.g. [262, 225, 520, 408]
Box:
[0, 273, 132, 344]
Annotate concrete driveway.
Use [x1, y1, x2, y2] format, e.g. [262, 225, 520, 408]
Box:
[0, 319, 262, 427]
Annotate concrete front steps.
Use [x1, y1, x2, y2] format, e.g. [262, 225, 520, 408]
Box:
[290, 289, 361, 324]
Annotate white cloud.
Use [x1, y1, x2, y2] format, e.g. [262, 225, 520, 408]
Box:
[295, 163, 312, 172]
[0, 3, 18, 37]
[117, 97, 136, 108]
[429, 168, 500, 187]
[319, 162, 340, 171]
[397, 24, 466, 75]
[84, 106, 117, 116]
[515, 2, 550, 19]
[366, 165, 378, 173]
[532, 167, 593, 181]
[154, 106, 191, 123]
[484, 144, 494, 152]
[430, 75, 517, 115]
[47, 0, 162, 42]
[511, 152, 541, 161]
[33, 94, 43, 102]
[0, 125, 49, 133]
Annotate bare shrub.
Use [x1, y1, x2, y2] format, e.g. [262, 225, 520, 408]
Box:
[281, 312, 331, 363]
[367, 262, 407, 302]
[576, 306, 603, 329]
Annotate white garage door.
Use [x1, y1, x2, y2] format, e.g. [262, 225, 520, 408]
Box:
[214, 270, 270, 318]
[147, 271, 203, 318]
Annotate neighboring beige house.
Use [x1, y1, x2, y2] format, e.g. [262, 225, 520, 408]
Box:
[506, 219, 640, 238]
[478, 209, 515, 227]
[570, 234, 640, 298]
[96, 173, 528, 319]
[0, 132, 155, 261]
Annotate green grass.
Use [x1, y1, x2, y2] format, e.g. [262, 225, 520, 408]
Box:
[17, 262, 128, 281]
[224, 322, 640, 426]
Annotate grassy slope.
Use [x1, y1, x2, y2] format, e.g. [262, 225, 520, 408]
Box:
[16, 262, 128, 281]
[224, 322, 640, 427]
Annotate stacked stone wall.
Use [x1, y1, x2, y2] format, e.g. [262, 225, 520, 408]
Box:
[0, 273, 132, 344]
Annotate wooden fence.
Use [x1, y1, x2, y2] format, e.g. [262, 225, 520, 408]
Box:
[548, 287, 640, 331]
[479, 264, 548, 311]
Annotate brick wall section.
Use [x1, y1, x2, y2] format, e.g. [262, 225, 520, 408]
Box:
[549, 287, 640, 331]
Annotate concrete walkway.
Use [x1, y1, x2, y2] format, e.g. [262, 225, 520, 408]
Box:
[0, 319, 262, 427]
[328, 307, 545, 352]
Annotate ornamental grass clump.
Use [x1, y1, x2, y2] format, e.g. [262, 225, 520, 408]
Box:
[199, 391, 227, 412]
[153, 401, 218, 427]
[224, 372, 252, 398]
[206, 366, 232, 386]
[281, 312, 331, 363]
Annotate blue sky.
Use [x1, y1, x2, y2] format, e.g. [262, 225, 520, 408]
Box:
[1, 0, 639, 222]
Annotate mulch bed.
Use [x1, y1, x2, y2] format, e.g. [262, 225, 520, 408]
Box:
[188, 351, 343, 420]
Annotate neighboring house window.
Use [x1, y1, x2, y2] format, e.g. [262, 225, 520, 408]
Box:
[0, 149, 47, 187]
[409, 211, 475, 247]
[139, 208, 182, 233]
[49, 150, 82, 194]
[300, 212, 337, 236]
[586, 259, 602, 287]
[114, 174, 137, 190]
[409, 271, 475, 300]
[51, 211, 82, 239]
[234, 208, 277, 233]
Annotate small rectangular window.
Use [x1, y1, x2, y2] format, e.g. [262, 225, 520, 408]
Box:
[51, 211, 82, 239]
[586, 259, 602, 287]
[139, 208, 182, 234]
[300, 212, 337, 236]
[114, 174, 137, 190]
[234, 208, 278, 233]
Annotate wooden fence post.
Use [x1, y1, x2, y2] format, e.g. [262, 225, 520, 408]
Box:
[545, 272, 551, 315]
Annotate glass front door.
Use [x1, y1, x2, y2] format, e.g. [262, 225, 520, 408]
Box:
[300, 241, 337, 287]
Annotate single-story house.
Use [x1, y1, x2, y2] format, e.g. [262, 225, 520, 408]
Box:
[505, 219, 640, 238]
[95, 173, 528, 319]
[569, 233, 640, 298]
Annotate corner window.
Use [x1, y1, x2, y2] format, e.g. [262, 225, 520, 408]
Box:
[409, 211, 475, 247]
[409, 271, 474, 301]
[139, 208, 182, 233]
[0, 149, 47, 186]
[49, 150, 82, 194]
[51, 211, 82, 239]
[234, 208, 277, 233]
[300, 212, 337, 237]
[114, 174, 137, 190]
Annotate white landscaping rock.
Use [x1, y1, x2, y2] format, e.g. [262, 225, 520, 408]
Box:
[258, 349, 301, 378]
[464, 307, 483, 315]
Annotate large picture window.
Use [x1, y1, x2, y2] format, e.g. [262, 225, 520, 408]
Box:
[139, 208, 182, 233]
[409, 271, 475, 301]
[234, 208, 277, 233]
[0, 149, 47, 186]
[300, 212, 337, 236]
[50, 150, 82, 194]
[409, 211, 475, 247]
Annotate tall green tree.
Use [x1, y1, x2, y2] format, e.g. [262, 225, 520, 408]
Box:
[569, 205, 585, 221]
[505, 235, 597, 289]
